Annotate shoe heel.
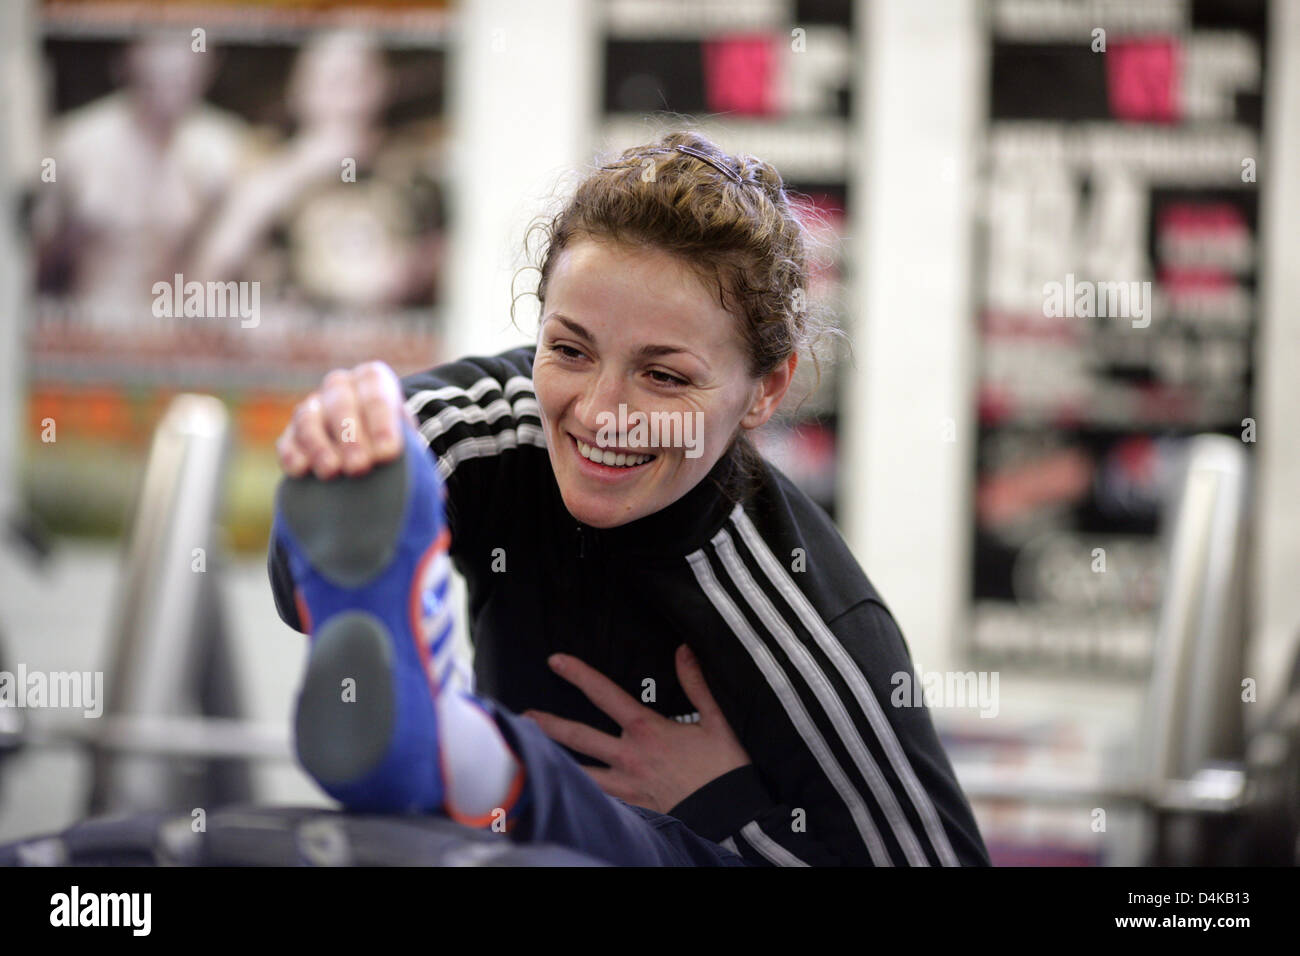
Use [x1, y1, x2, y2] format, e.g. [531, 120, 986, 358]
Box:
[294, 610, 396, 786]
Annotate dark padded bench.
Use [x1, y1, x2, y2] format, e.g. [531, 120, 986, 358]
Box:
[0, 805, 606, 867]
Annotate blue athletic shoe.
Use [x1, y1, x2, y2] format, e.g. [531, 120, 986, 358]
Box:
[272, 420, 456, 813]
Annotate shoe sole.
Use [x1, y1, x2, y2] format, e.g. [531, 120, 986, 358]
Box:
[278, 454, 412, 788]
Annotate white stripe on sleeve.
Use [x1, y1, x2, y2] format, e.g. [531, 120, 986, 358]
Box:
[729, 506, 961, 866]
[686, 550, 893, 866]
[738, 822, 810, 867]
[712, 527, 930, 866]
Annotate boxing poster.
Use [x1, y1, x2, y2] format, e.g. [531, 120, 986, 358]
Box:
[26, 3, 451, 548]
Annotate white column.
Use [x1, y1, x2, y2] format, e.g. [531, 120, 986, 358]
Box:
[1250, 0, 1300, 716]
[0, 0, 42, 519]
[442, 0, 598, 360]
[440, 0, 597, 680]
[841, 0, 984, 678]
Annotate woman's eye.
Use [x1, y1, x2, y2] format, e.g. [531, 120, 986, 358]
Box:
[550, 344, 585, 360]
[649, 370, 688, 387]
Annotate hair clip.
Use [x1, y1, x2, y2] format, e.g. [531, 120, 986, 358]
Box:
[674, 144, 744, 184]
[599, 145, 746, 185]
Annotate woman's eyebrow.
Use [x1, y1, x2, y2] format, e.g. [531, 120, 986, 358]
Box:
[547, 314, 592, 341]
[632, 343, 709, 371]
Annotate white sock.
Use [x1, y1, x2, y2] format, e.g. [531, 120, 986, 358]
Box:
[436, 690, 527, 830]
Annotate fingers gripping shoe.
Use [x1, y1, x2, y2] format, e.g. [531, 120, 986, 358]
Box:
[272, 422, 456, 814]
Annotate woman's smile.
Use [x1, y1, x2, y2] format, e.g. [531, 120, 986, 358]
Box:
[568, 431, 658, 482]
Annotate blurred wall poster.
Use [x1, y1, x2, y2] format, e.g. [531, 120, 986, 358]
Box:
[27, 5, 451, 545]
[970, 0, 1267, 676]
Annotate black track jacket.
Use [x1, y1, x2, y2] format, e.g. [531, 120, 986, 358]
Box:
[268, 346, 991, 867]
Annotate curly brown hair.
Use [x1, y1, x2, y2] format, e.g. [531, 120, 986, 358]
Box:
[513, 127, 840, 502]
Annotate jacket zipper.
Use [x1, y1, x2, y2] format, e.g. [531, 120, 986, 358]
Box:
[575, 522, 614, 672]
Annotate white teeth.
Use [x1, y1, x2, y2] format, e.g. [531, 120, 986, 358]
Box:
[576, 438, 653, 467]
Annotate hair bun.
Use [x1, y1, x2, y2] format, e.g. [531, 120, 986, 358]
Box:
[739, 157, 785, 196]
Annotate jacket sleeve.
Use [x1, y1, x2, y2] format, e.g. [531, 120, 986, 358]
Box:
[668, 599, 991, 867]
[266, 346, 541, 634]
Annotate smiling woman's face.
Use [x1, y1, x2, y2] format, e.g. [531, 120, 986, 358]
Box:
[533, 237, 790, 529]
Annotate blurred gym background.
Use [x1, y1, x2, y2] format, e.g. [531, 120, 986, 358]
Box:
[0, 0, 1296, 865]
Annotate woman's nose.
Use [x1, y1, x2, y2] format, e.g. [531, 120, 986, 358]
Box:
[575, 371, 629, 436]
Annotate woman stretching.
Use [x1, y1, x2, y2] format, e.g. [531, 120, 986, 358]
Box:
[268, 130, 990, 867]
